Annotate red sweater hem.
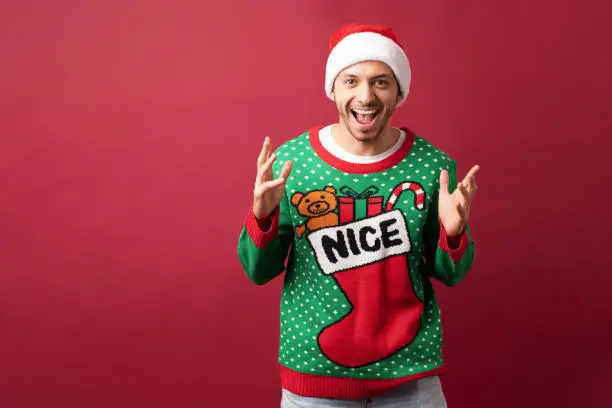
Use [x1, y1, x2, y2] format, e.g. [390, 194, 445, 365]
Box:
[279, 364, 447, 399]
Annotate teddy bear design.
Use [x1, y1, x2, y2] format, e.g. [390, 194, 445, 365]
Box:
[290, 186, 339, 238]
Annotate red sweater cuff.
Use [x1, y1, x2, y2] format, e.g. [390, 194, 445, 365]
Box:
[438, 218, 469, 263]
[245, 206, 279, 249]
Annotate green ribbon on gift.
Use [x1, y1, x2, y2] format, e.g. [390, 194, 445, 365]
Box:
[339, 185, 379, 199]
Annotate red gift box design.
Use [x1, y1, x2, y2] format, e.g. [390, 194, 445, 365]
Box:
[338, 186, 384, 223]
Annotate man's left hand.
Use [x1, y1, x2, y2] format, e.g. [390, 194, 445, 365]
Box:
[438, 165, 480, 237]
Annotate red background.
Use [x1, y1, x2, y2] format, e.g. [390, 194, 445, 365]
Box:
[1, 1, 611, 407]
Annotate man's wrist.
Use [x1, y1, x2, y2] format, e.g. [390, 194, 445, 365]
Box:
[255, 214, 272, 231]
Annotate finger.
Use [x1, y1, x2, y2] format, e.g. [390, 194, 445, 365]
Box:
[462, 165, 480, 186]
[256, 153, 277, 185]
[265, 136, 272, 161]
[279, 160, 293, 180]
[464, 177, 477, 197]
[455, 182, 470, 207]
[457, 202, 469, 220]
[439, 170, 449, 195]
[257, 137, 270, 169]
[255, 177, 286, 197]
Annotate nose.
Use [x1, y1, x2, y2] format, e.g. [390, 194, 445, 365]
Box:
[357, 83, 375, 104]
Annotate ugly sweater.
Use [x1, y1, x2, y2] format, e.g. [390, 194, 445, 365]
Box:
[237, 126, 475, 399]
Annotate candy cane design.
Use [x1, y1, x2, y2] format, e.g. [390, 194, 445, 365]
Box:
[385, 182, 425, 210]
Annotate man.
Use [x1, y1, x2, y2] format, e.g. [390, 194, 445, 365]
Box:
[237, 23, 479, 407]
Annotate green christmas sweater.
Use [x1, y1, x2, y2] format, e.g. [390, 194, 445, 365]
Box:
[237, 126, 475, 399]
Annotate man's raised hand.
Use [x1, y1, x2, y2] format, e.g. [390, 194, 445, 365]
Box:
[253, 137, 292, 227]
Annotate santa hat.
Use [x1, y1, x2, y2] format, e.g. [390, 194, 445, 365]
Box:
[325, 24, 411, 106]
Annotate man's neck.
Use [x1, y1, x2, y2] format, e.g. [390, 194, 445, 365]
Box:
[331, 122, 400, 157]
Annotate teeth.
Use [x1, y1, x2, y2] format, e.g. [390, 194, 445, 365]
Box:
[352, 109, 377, 115]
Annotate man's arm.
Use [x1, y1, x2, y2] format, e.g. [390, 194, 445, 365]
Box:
[237, 136, 294, 285]
[237, 193, 294, 285]
[422, 159, 477, 286]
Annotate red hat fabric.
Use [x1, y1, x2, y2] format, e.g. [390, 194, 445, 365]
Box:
[325, 24, 411, 106]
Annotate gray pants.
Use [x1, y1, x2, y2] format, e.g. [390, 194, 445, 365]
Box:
[280, 376, 447, 408]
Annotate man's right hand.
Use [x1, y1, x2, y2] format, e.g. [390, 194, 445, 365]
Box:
[253, 137, 292, 230]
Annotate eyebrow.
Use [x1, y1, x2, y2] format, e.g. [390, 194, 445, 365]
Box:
[339, 73, 394, 79]
[371, 74, 393, 80]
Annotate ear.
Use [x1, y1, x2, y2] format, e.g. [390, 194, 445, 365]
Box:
[324, 186, 336, 194]
[290, 192, 303, 206]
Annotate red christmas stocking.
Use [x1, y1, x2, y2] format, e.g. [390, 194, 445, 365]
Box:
[309, 183, 426, 368]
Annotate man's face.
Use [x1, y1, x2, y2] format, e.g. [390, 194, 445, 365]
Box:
[331, 60, 400, 142]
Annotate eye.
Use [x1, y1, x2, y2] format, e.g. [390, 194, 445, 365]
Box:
[305, 199, 310, 203]
[320, 195, 325, 199]
[375, 79, 389, 87]
[344, 78, 356, 86]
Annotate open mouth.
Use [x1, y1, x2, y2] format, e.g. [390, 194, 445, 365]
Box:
[351, 108, 380, 125]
